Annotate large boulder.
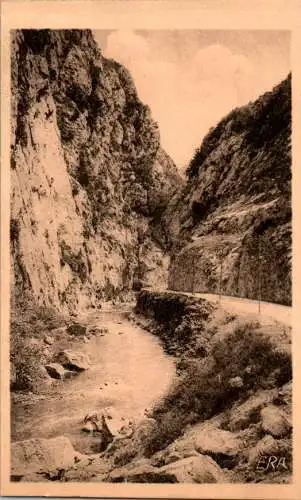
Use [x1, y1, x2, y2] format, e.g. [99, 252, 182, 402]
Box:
[11, 436, 82, 476]
[260, 405, 291, 438]
[226, 388, 277, 431]
[158, 455, 228, 483]
[63, 455, 111, 482]
[247, 435, 280, 467]
[45, 363, 65, 379]
[193, 424, 243, 457]
[55, 350, 90, 371]
[66, 323, 87, 336]
[108, 459, 158, 483]
[112, 454, 228, 484]
[150, 432, 199, 468]
[150, 446, 199, 468]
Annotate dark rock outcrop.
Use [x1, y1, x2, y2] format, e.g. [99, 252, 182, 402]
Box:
[135, 289, 216, 355]
[66, 323, 87, 336]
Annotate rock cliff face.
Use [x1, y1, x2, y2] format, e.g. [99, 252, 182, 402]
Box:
[11, 29, 181, 311]
[167, 76, 291, 305]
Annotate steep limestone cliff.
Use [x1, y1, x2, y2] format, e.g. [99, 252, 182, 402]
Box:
[11, 29, 181, 312]
[167, 76, 291, 305]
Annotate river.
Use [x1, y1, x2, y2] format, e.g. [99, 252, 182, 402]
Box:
[11, 307, 176, 454]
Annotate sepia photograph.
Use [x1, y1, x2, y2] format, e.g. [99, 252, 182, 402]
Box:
[1, 1, 300, 498]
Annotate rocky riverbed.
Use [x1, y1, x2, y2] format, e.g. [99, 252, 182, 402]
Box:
[11, 305, 176, 467]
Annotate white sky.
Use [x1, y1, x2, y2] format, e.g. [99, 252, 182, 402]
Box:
[94, 30, 290, 168]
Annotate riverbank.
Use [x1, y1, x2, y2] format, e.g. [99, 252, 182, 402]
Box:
[128, 290, 292, 483]
[10, 291, 292, 483]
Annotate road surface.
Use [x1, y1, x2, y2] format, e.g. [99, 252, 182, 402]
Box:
[167, 290, 291, 327]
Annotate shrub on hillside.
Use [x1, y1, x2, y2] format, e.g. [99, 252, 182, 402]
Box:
[10, 302, 66, 392]
[212, 323, 291, 388]
[10, 334, 47, 392]
[113, 442, 139, 467]
[143, 410, 186, 458]
[11, 301, 66, 338]
[143, 321, 292, 456]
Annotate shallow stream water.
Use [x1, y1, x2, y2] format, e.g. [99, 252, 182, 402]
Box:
[11, 307, 176, 453]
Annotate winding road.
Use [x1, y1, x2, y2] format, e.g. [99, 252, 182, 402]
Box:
[167, 289, 292, 327]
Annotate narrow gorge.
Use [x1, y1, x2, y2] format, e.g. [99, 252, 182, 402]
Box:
[10, 29, 292, 485]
